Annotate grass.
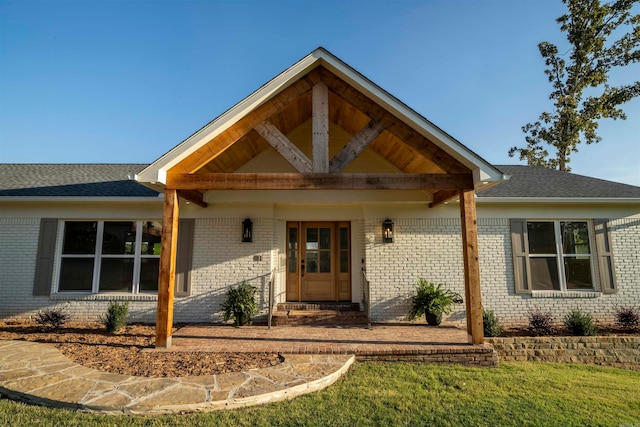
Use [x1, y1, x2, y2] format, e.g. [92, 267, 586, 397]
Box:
[1, 362, 639, 426]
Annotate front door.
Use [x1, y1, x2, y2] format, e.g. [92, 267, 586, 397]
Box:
[286, 221, 351, 302]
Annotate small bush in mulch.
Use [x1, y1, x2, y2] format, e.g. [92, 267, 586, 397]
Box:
[615, 306, 640, 331]
[527, 309, 557, 336]
[483, 309, 503, 337]
[564, 309, 598, 336]
[35, 308, 69, 332]
[103, 301, 129, 333]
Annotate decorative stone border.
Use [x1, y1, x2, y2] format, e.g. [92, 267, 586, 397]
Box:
[486, 336, 640, 370]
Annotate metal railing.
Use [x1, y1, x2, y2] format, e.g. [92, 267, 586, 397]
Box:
[362, 269, 371, 329]
[267, 268, 277, 329]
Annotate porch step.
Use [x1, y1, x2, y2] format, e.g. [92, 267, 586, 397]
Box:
[272, 302, 367, 326]
[277, 302, 361, 312]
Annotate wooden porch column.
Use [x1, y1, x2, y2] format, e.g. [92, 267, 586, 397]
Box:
[156, 189, 179, 348]
[459, 189, 484, 345]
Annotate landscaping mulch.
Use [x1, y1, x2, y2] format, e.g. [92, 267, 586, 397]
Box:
[0, 322, 281, 378]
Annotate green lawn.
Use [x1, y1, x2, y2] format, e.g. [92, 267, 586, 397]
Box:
[1, 362, 638, 427]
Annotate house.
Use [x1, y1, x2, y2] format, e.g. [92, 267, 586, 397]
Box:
[1, 48, 639, 348]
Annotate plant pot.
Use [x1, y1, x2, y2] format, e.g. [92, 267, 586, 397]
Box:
[425, 313, 443, 326]
[234, 312, 248, 327]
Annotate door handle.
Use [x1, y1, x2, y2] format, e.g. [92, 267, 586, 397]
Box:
[301, 260, 305, 277]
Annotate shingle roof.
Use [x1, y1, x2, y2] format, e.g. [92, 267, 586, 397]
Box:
[0, 164, 159, 197]
[1, 163, 638, 199]
[478, 165, 640, 198]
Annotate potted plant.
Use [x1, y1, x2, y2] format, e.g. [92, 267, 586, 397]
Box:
[406, 279, 462, 326]
[221, 281, 259, 326]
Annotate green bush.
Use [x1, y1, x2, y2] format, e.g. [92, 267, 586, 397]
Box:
[527, 309, 557, 336]
[482, 309, 503, 337]
[222, 281, 258, 326]
[103, 301, 129, 333]
[564, 309, 597, 336]
[35, 308, 69, 332]
[615, 306, 640, 331]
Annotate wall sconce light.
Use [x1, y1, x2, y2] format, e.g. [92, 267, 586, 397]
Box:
[242, 218, 253, 243]
[382, 218, 394, 243]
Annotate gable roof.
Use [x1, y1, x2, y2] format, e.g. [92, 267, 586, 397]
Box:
[0, 164, 159, 198]
[477, 165, 640, 201]
[136, 47, 505, 187]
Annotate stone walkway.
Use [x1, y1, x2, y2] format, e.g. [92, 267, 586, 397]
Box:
[0, 340, 354, 415]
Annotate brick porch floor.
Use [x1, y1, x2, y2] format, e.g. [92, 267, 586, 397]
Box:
[166, 324, 497, 366]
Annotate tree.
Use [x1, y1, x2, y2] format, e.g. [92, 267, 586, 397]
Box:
[509, 0, 640, 171]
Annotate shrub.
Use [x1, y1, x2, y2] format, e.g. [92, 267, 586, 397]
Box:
[564, 309, 598, 336]
[483, 309, 503, 337]
[103, 301, 129, 333]
[35, 308, 69, 331]
[222, 282, 258, 326]
[527, 309, 557, 336]
[614, 306, 640, 331]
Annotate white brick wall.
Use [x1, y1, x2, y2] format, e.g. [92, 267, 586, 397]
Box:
[365, 217, 640, 327]
[174, 218, 274, 323]
[2, 214, 638, 328]
[365, 218, 466, 322]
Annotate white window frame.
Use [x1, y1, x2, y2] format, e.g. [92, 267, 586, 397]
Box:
[526, 220, 596, 292]
[55, 220, 161, 294]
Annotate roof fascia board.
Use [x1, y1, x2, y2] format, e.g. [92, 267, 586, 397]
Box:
[137, 54, 323, 184]
[314, 49, 503, 184]
[476, 197, 640, 204]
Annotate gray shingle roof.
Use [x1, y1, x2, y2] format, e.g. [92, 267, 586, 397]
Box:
[478, 165, 640, 198]
[1, 163, 638, 199]
[0, 164, 159, 197]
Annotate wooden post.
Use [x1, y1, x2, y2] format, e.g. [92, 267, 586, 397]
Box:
[312, 83, 329, 173]
[156, 189, 179, 348]
[459, 189, 484, 345]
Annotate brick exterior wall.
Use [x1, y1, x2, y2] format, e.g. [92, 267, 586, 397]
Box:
[365, 217, 640, 327]
[174, 218, 274, 323]
[1, 215, 638, 327]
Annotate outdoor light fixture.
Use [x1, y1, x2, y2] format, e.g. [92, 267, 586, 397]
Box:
[242, 218, 253, 243]
[382, 218, 394, 243]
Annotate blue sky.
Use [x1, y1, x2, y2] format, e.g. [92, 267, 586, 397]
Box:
[1, 0, 638, 185]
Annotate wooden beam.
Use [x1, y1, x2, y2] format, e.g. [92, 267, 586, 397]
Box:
[254, 121, 312, 173]
[177, 190, 207, 208]
[310, 67, 470, 175]
[312, 83, 329, 173]
[459, 189, 483, 345]
[156, 189, 179, 348]
[166, 172, 473, 191]
[169, 76, 315, 174]
[329, 120, 384, 173]
[429, 189, 459, 208]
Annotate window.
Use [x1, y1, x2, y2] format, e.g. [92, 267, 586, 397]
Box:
[526, 221, 593, 291]
[511, 219, 617, 295]
[58, 220, 161, 293]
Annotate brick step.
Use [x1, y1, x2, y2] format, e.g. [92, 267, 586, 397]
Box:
[276, 302, 361, 312]
[271, 309, 368, 326]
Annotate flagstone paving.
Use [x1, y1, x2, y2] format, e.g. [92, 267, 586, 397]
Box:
[0, 340, 354, 415]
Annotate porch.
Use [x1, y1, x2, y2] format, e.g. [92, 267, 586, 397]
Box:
[164, 323, 497, 366]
